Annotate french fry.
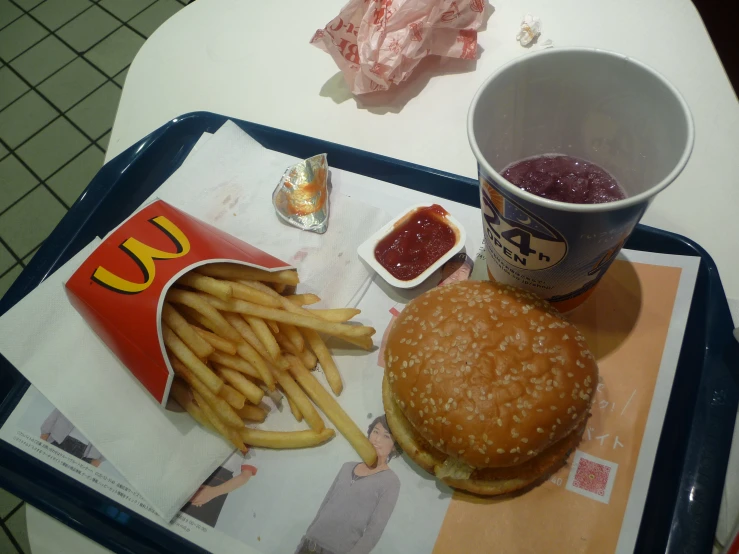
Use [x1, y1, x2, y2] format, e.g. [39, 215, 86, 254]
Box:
[236, 342, 276, 391]
[245, 316, 281, 362]
[244, 287, 374, 350]
[163, 324, 222, 393]
[334, 335, 375, 350]
[164, 264, 372, 456]
[217, 367, 265, 405]
[238, 280, 282, 297]
[221, 312, 269, 358]
[192, 326, 237, 355]
[221, 312, 288, 370]
[170, 358, 242, 428]
[286, 293, 321, 306]
[202, 295, 375, 339]
[177, 272, 232, 301]
[224, 280, 282, 307]
[167, 289, 241, 342]
[306, 308, 362, 323]
[170, 379, 215, 432]
[249, 285, 374, 351]
[228, 429, 249, 454]
[270, 365, 325, 432]
[278, 322, 304, 352]
[286, 355, 376, 465]
[178, 304, 221, 331]
[240, 428, 335, 449]
[210, 354, 262, 381]
[237, 404, 268, 423]
[285, 394, 303, 422]
[218, 383, 246, 409]
[275, 332, 317, 370]
[162, 303, 214, 359]
[303, 329, 342, 395]
[192, 389, 247, 452]
[198, 263, 299, 286]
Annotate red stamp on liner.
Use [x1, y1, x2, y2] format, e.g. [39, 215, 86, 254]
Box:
[565, 449, 618, 504]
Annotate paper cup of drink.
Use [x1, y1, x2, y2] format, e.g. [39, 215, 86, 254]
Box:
[468, 48, 694, 311]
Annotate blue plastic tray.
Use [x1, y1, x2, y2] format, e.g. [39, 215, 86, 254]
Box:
[0, 112, 736, 554]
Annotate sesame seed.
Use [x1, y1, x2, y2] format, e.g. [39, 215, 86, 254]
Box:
[497, 448, 505, 454]
[537, 427, 544, 433]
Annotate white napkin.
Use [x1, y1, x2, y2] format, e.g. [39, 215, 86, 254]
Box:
[150, 120, 389, 308]
[0, 121, 388, 520]
[0, 242, 232, 521]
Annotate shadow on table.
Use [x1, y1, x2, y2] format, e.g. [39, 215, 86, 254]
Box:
[318, 51, 482, 115]
[568, 259, 643, 361]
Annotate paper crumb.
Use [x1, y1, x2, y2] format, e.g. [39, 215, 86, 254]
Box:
[516, 14, 541, 46]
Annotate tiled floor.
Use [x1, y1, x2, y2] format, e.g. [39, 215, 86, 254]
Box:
[0, 0, 188, 302]
[0, 0, 189, 550]
[0, 490, 29, 553]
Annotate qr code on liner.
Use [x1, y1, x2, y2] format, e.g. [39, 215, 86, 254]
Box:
[565, 450, 618, 504]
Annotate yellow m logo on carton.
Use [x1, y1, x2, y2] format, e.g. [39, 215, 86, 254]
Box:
[91, 216, 190, 294]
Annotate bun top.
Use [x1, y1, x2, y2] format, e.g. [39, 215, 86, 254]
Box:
[385, 281, 597, 469]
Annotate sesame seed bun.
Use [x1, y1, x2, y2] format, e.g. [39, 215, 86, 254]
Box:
[383, 280, 597, 494]
[383, 375, 587, 494]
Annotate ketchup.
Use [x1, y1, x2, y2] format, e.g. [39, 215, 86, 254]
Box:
[374, 205, 457, 281]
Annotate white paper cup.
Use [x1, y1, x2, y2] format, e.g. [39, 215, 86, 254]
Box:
[468, 48, 694, 311]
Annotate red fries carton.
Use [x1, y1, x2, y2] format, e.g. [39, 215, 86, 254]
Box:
[65, 200, 292, 406]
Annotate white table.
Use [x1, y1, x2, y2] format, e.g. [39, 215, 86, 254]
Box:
[29, 0, 739, 551]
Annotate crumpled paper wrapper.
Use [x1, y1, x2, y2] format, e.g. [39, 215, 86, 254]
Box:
[273, 153, 330, 234]
[311, 0, 486, 94]
[516, 14, 541, 46]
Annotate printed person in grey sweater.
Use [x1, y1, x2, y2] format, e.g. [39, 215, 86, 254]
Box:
[40, 409, 104, 467]
[296, 415, 401, 554]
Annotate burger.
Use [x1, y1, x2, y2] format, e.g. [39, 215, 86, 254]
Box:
[382, 280, 598, 495]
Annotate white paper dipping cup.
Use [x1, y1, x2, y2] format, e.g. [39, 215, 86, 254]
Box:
[468, 48, 694, 311]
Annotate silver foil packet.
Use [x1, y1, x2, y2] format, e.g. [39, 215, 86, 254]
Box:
[272, 153, 330, 234]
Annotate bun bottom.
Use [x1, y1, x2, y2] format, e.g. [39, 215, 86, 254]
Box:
[382, 375, 587, 496]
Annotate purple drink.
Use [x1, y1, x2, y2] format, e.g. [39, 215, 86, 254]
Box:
[502, 155, 626, 204]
